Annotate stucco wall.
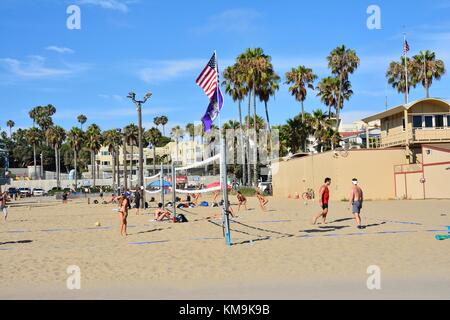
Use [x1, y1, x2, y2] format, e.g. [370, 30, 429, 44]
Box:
[272, 149, 406, 201]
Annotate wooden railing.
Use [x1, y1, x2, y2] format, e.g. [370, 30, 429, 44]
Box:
[379, 128, 450, 147]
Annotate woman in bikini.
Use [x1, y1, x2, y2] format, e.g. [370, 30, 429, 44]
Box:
[117, 196, 129, 236]
[237, 191, 247, 212]
[256, 191, 269, 211]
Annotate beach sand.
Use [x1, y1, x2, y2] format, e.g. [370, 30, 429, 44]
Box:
[1, 196, 449, 299]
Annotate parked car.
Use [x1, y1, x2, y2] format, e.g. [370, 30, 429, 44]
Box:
[257, 182, 272, 195]
[7, 187, 19, 197]
[32, 188, 46, 197]
[18, 187, 32, 198]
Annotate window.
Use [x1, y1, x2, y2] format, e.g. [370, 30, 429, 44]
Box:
[424, 116, 433, 128]
[447, 116, 450, 127]
[435, 115, 444, 128]
[412, 116, 422, 128]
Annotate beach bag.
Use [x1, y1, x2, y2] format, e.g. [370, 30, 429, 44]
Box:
[176, 214, 188, 223]
[199, 201, 209, 207]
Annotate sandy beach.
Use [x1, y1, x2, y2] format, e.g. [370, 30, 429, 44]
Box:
[1, 196, 449, 300]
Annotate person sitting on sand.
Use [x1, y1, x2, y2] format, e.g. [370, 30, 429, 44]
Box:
[117, 196, 129, 236]
[154, 203, 171, 221]
[237, 191, 247, 212]
[312, 178, 331, 225]
[62, 192, 68, 204]
[256, 191, 269, 211]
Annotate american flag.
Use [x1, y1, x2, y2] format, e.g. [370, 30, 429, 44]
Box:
[196, 52, 218, 99]
[403, 40, 410, 56]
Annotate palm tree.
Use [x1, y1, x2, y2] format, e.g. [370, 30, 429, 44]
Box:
[145, 128, 162, 175]
[124, 124, 139, 186]
[160, 116, 168, 136]
[153, 117, 161, 131]
[285, 66, 317, 123]
[185, 123, 195, 141]
[412, 50, 446, 98]
[386, 56, 417, 103]
[77, 115, 87, 130]
[171, 126, 184, 163]
[237, 48, 272, 186]
[25, 127, 42, 180]
[85, 124, 103, 187]
[327, 45, 360, 127]
[223, 63, 248, 185]
[6, 120, 14, 138]
[258, 71, 280, 132]
[46, 126, 66, 188]
[103, 129, 120, 190]
[67, 127, 85, 190]
[283, 115, 311, 154]
[307, 109, 331, 152]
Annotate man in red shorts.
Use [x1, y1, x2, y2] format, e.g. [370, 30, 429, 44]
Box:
[312, 178, 331, 225]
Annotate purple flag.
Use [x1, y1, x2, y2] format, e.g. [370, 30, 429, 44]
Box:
[201, 87, 223, 133]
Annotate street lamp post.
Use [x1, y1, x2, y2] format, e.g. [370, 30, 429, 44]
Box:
[127, 91, 152, 209]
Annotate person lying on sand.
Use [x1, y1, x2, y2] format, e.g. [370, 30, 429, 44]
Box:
[155, 203, 171, 221]
[237, 191, 247, 212]
[256, 191, 269, 211]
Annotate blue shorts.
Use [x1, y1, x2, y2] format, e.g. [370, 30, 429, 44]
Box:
[352, 201, 362, 214]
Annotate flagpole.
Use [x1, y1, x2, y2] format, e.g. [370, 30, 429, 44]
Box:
[404, 33, 409, 104]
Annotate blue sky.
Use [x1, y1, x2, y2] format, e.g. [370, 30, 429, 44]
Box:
[1, 0, 450, 133]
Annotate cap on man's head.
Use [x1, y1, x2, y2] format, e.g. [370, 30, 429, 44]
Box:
[352, 178, 358, 185]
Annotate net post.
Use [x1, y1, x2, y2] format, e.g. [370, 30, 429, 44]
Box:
[160, 163, 164, 208]
[171, 161, 177, 222]
[220, 135, 231, 247]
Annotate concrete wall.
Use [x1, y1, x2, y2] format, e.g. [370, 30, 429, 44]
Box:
[7, 179, 114, 191]
[272, 149, 406, 201]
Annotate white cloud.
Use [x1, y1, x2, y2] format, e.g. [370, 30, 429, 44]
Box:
[46, 46, 74, 54]
[0, 55, 89, 79]
[77, 0, 138, 13]
[138, 59, 206, 83]
[194, 9, 262, 34]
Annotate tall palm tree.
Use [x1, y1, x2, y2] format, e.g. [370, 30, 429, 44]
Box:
[103, 129, 120, 190]
[283, 115, 311, 154]
[124, 124, 139, 186]
[285, 65, 317, 123]
[85, 124, 103, 187]
[171, 126, 184, 163]
[153, 116, 162, 131]
[185, 123, 195, 142]
[145, 128, 162, 175]
[237, 47, 272, 186]
[327, 45, 360, 127]
[25, 127, 42, 180]
[6, 120, 14, 138]
[258, 71, 280, 132]
[386, 56, 417, 103]
[160, 116, 168, 136]
[77, 115, 87, 130]
[223, 63, 248, 185]
[412, 50, 446, 98]
[46, 126, 66, 188]
[67, 127, 85, 190]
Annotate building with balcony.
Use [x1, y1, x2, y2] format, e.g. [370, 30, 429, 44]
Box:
[362, 98, 450, 163]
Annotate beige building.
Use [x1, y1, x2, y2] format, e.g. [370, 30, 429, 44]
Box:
[272, 98, 450, 200]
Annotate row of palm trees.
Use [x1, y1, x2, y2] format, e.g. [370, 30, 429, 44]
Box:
[387, 50, 446, 102]
[6, 108, 170, 190]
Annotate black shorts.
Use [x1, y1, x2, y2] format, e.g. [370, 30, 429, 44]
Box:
[134, 200, 141, 208]
[322, 204, 329, 210]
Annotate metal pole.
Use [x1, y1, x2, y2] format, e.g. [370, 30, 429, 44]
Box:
[138, 102, 145, 208]
[171, 161, 177, 222]
[220, 136, 231, 246]
[160, 163, 164, 207]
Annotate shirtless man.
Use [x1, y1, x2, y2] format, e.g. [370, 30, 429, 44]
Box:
[236, 191, 247, 212]
[348, 178, 364, 229]
[312, 178, 331, 225]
